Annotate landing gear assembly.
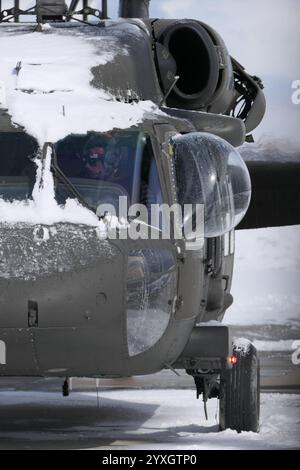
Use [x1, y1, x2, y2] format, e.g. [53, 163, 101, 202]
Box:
[219, 341, 260, 433]
[176, 326, 260, 433]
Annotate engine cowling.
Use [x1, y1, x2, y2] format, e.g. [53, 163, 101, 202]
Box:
[153, 19, 235, 113]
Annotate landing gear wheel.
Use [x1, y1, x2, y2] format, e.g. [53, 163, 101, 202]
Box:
[219, 340, 260, 433]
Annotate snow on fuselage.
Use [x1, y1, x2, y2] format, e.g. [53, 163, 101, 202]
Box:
[0, 21, 195, 379]
[0, 20, 165, 226]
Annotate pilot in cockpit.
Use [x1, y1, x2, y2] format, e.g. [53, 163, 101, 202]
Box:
[83, 144, 106, 179]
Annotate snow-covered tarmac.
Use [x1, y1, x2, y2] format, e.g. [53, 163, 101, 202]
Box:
[0, 389, 299, 450]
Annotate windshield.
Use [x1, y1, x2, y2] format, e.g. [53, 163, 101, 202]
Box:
[173, 132, 251, 237]
[55, 131, 163, 217]
[0, 133, 38, 202]
[0, 130, 163, 220]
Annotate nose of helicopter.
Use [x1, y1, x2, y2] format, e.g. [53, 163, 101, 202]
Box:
[0, 223, 124, 330]
[0, 222, 131, 375]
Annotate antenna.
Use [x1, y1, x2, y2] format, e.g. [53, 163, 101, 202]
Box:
[160, 76, 180, 107]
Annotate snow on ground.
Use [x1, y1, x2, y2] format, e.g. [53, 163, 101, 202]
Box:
[252, 339, 298, 351]
[225, 225, 300, 328]
[0, 389, 299, 449]
[233, 225, 300, 271]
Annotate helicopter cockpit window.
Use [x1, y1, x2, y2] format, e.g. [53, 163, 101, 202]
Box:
[55, 131, 163, 217]
[0, 133, 38, 202]
[173, 132, 251, 238]
[126, 248, 177, 357]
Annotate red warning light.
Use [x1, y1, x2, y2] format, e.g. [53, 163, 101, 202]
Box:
[228, 356, 238, 365]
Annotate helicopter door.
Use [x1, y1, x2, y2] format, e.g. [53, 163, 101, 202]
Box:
[125, 134, 178, 357]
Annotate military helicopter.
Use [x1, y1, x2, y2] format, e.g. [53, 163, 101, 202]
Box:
[0, 0, 299, 434]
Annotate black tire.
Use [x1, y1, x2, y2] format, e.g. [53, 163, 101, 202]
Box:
[219, 340, 260, 433]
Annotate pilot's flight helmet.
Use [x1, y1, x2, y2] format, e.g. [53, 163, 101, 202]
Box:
[84, 135, 109, 166]
[88, 146, 106, 166]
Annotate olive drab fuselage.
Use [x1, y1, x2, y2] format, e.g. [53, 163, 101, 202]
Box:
[0, 2, 269, 378]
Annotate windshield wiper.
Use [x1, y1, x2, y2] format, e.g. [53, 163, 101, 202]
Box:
[43, 143, 97, 215]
